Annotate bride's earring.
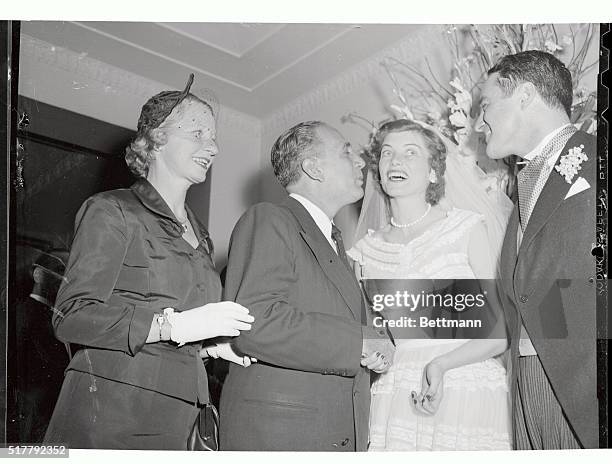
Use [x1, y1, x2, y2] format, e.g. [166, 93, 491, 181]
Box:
[429, 169, 437, 183]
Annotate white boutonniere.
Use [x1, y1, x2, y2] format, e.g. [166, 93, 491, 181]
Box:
[555, 144, 588, 184]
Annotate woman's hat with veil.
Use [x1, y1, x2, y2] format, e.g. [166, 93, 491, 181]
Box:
[137, 73, 220, 132]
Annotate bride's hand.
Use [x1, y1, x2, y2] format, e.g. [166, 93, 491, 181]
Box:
[412, 359, 445, 415]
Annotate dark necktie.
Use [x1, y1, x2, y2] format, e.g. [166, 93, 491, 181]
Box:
[517, 125, 576, 231]
[331, 223, 351, 271]
[332, 223, 369, 324]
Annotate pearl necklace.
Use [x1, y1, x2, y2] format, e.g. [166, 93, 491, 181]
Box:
[390, 204, 432, 229]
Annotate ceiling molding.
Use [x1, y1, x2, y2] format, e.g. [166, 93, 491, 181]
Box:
[19, 26, 437, 139]
[250, 25, 354, 90]
[71, 21, 253, 91]
[237, 24, 287, 57]
[262, 25, 438, 135]
[155, 22, 244, 58]
[155, 23, 287, 59]
[20, 34, 261, 136]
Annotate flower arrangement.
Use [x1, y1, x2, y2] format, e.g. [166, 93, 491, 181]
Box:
[344, 24, 598, 196]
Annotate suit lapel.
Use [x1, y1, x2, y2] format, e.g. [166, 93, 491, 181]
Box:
[519, 136, 577, 258]
[500, 206, 519, 296]
[284, 197, 361, 320]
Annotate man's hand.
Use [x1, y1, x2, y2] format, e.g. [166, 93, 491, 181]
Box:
[360, 351, 390, 373]
[200, 342, 257, 367]
[361, 337, 395, 373]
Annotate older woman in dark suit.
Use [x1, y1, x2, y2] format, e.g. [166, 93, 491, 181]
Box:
[43, 75, 254, 449]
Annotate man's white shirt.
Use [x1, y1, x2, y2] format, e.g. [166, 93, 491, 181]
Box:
[290, 193, 337, 253]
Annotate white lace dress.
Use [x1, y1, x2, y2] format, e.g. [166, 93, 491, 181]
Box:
[348, 208, 511, 451]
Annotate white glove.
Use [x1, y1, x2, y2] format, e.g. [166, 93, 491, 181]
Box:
[201, 342, 257, 367]
[167, 301, 254, 345]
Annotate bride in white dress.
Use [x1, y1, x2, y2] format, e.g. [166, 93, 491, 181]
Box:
[347, 119, 513, 451]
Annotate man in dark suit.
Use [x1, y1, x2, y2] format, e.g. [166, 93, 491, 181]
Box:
[219, 121, 392, 451]
[480, 50, 598, 449]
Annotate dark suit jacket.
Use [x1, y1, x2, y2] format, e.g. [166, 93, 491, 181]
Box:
[499, 131, 598, 448]
[220, 197, 380, 451]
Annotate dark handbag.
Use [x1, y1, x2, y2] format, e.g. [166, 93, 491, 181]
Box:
[187, 404, 220, 451]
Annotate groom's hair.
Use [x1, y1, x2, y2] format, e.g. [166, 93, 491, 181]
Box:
[271, 121, 326, 187]
[488, 50, 573, 117]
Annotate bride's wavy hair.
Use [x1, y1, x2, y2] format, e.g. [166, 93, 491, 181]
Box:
[367, 119, 447, 206]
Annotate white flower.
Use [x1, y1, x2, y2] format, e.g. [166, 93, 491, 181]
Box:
[573, 87, 591, 104]
[544, 40, 563, 53]
[453, 127, 469, 146]
[449, 77, 472, 113]
[449, 110, 468, 128]
[554, 145, 588, 183]
[455, 93, 472, 114]
[390, 104, 415, 121]
[427, 110, 442, 121]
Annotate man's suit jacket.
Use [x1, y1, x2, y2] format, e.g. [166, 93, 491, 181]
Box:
[499, 130, 598, 448]
[220, 197, 379, 451]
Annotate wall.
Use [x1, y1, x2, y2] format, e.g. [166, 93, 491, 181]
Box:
[18, 34, 261, 267]
[206, 111, 261, 268]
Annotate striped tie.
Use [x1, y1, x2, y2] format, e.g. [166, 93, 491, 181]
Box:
[517, 125, 577, 231]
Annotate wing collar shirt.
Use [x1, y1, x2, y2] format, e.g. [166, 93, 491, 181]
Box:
[516, 123, 573, 247]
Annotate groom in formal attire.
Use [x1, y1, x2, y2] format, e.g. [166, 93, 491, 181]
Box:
[219, 121, 391, 451]
[480, 50, 598, 449]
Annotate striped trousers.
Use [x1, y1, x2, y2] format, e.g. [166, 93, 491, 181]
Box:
[513, 356, 581, 449]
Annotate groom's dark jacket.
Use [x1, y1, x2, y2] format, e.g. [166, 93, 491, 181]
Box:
[220, 197, 382, 451]
[499, 130, 598, 448]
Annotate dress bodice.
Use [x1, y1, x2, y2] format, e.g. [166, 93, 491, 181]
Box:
[348, 208, 484, 280]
